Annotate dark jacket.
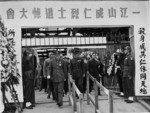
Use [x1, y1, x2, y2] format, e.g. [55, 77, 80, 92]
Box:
[123, 54, 135, 78]
[48, 58, 67, 82]
[89, 59, 99, 78]
[70, 57, 85, 78]
[22, 54, 36, 80]
[98, 62, 104, 76]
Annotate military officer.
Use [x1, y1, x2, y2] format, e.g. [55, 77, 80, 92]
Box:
[48, 51, 67, 107]
[123, 46, 135, 103]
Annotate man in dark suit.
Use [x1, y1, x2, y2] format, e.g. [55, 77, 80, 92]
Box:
[48, 51, 67, 107]
[88, 53, 100, 94]
[70, 48, 85, 95]
[22, 48, 36, 109]
[123, 46, 135, 103]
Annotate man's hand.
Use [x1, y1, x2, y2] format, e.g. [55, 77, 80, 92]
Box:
[47, 75, 51, 79]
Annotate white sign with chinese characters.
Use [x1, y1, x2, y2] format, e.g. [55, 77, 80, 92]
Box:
[0, 1, 148, 27]
[0, 1, 149, 102]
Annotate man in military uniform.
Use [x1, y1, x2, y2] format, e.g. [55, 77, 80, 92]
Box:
[123, 46, 135, 103]
[70, 48, 85, 95]
[43, 52, 55, 99]
[48, 51, 67, 107]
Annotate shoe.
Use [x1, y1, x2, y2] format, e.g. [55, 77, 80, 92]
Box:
[58, 103, 63, 107]
[25, 106, 33, 109]
[124, 99, 129, 102]
[126, 100, 134, 103]
[120, 92, 124, 96]
[30, 104, 35, 107]
[119, 95, 124, 97]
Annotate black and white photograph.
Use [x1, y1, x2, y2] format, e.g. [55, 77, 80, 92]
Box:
[0, 0, 150, 113]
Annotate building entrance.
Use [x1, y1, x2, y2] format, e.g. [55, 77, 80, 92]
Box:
[21, 26, 131, 91]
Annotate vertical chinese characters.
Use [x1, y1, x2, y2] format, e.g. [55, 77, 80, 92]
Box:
[139, 28, 147, 94]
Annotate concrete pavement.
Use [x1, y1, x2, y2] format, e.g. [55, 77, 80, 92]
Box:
[22, 90, 150, 113]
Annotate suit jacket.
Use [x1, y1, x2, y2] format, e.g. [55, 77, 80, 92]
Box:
[70, 57, 85, 78]
[48, 58, 67, 82]
[89, 59, 99, 78]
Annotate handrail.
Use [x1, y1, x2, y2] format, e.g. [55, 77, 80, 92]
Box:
[87, 72, 113, 113]
[89, 74, 95, 82]
[68, 73, 83, 113]
[96, 81, 109, 96]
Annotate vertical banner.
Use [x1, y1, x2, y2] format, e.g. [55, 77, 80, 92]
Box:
[5, 26, 23, 102]
[134, 26, 150, 96]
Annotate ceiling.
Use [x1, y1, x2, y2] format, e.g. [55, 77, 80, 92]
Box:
[22, 27, 129, 39]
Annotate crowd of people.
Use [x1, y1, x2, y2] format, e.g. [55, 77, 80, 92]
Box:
[22, 46, 135, 109]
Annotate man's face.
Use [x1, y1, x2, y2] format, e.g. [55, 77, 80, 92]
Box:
[56, 54, 60, 60]
[49, 53, 52, 58]
[50, 54, 55, 59]
[73, 54, 78, 58]
[124, 49, 128, 54]
[92, 54, 96, 59]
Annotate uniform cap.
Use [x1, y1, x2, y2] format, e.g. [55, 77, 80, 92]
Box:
[73, 48, 81, 55]
[54, 50, 60, 55]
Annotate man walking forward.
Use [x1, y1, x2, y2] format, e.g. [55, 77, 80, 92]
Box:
[48, 51, 67, 107]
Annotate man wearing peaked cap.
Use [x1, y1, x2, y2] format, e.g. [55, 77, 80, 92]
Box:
[48, 50, 67, 107]
[72, 48, 81, 55]
[123, 46, 135, 103]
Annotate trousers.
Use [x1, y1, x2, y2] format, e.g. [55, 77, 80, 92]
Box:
[53, 82, 64, 105]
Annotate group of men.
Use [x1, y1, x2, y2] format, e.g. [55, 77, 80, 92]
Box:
[43, 48, 106, 107]
[23, 46, 135, 109]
